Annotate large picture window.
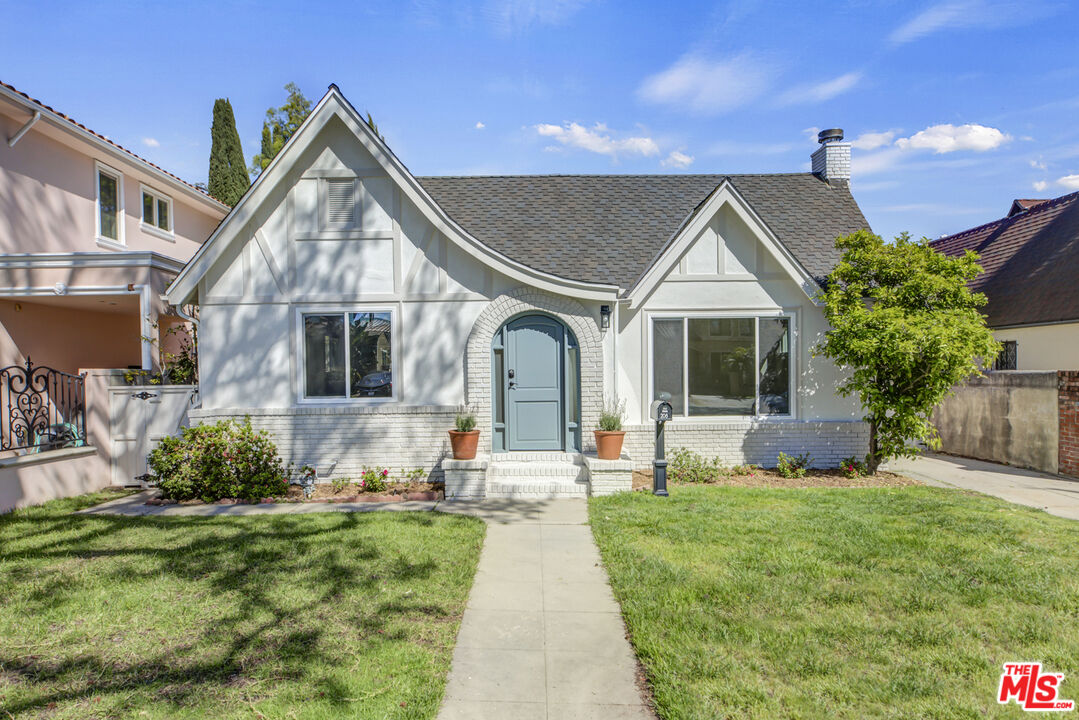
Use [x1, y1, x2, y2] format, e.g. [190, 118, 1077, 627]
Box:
[302, 311, 393, 400]
[652, 315, 792, 417]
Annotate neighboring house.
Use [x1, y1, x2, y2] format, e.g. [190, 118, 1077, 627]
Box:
[932, 192, 1079, 371]
[166, 85, 871, 492]
[0, 80, 228, 375]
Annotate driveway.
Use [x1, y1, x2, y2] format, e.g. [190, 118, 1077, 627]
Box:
[891, 453, 1079, 521]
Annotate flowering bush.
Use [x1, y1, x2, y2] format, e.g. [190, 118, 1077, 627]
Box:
[148, 418, 288, 502]
[360, 466, 390, 493]
[776, 452, 812, 479]
[840, 456, 869, 479]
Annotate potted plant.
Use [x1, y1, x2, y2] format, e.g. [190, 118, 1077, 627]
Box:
[594, 398, 626, 460]
[449, 412, 479, 460]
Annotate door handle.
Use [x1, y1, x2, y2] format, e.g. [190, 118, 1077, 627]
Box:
[508, 369, 516, 389]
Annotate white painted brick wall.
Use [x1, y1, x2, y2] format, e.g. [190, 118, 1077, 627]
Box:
[623, 420, 870, 470]
[811, 142, 851, 181]
[189, 405, 462, 481]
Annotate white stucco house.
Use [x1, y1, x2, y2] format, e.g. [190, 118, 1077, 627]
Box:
[165, 85, 871, 497]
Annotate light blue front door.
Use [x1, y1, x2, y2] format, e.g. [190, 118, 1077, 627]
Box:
[505, 315, 564, 451]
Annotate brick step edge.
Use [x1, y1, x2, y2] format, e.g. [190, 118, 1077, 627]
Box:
[146, 490, 445, 506]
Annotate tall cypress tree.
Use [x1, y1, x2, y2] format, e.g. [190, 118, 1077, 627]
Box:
[208, 99, 250, 207]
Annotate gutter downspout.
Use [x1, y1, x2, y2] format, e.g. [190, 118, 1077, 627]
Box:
[7, 110, 40, 147]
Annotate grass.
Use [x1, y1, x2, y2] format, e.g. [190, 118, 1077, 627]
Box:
[590, 485, 1079, 719]
[0, 491, 485, 719]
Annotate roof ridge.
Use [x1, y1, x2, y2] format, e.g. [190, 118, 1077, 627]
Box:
[0, 78, 226, 206]
[932, 190, 1079, 246]
[416, 172, 815, 180]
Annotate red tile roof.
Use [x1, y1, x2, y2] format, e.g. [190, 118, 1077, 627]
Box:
[931, 191, 1079, 327]
[1008, 198, 1051, 216]
[0, 79, 226, 207]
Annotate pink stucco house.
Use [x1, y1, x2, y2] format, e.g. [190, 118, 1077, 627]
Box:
[0, 80, 228, 510]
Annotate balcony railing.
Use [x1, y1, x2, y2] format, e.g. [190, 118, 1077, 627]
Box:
[0, 359, 86, 452]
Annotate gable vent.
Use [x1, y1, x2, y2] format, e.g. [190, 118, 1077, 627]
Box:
[326, 179, 355, 224]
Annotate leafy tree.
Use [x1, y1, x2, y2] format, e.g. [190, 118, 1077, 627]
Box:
[207, 98, 250, 206]
[814, 230, 999, 472]
[249, 82, 313, 177]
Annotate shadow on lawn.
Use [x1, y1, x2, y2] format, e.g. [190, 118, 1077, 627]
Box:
[0, 502, 463, 715]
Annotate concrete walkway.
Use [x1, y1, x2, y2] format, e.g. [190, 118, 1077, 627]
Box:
[891, 453, 1079, 521]
[437, 499, 652, 720]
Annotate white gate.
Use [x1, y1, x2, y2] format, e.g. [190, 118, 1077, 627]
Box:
[108, 385, 196, 487]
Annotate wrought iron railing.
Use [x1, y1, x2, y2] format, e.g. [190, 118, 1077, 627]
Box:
[0, 359, 86, 452]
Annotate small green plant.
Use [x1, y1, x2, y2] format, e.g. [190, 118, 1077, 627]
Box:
[598, 397, 626, 432]
[400, 467, 425, 483]
[840, 456, 869, 479]
[669, 447, 724, 483]
[730, 463, 759, 477]
[776, 451, 812, 479]
[149, 417, 288, 502]
[360, 466, 390, 493]
[454, 413, 477, 432]
[331, 477, 350, 494]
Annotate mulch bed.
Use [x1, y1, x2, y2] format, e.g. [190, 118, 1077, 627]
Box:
[631, 468, 920, 490]
[146, 481, 445, 506]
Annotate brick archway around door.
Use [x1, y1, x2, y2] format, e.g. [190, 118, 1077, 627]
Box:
[465, 287, 604, 455]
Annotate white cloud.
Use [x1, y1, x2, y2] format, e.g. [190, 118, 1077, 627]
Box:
[777, 72, 862, 105]
[535, 122, 660, 158]
[662, 150, 694, 169]
[142, 137, 160, 148]
[850, 130, 898, 151]
[486, 0, 591, 34]
[637, 52, 777, 114]
[894, 123, 1011, 153]
[851, 147, 905, 176]
[1058, 174, 1079, 190]
[889, 0, 1056, 45]
[1030, 158, 1047, 170]
[475, 121, 486, 130]
[1033, 180, 1049, 192]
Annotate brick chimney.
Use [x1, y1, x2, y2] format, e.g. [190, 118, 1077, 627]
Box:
[811, 128, 850, 183]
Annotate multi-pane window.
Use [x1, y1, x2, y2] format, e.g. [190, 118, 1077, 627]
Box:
[652, 316, 792, 417]
[141, 187, 172, 233]
[993, 340, 1018, 371]
[303, 311, 393, 399]
[96, 165, 121, 242]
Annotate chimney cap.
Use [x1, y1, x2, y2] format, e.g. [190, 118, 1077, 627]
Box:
[818, 128, 844, 144]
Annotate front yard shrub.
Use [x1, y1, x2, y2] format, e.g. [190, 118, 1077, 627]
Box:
[669, 447, 725, 483]
[360, 466, 390, 493]
[840, 455, 869, 478]
[776, 451, 812, 479]
[149, 418, 288, 501]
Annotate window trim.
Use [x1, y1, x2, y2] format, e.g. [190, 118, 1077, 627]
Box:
[294, 305, 398, 405]
[646, 310, 797, 422]
[94, 160, 125, 249]
[139, 183, 174, 240]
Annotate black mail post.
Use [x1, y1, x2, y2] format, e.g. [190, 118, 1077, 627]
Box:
[649, 394, 673, 497]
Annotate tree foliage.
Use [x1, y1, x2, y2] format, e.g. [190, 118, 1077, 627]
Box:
[249, 82, 313, 177]
[815, 230, 999, 471]
[207, 98, 250, 207]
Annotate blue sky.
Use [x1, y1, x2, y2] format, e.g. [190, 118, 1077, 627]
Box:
[3, 0, 1078, 241]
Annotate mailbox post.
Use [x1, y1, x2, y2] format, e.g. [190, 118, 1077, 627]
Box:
[649, 395, 673, 497]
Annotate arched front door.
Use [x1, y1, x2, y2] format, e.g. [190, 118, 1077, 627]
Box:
[492, 314, 580, 452]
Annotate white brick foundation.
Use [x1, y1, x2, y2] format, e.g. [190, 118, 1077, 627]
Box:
[623, 420, 870, 470]
[443, 456, 489, 500]
[583, 454, 633, 496]
[188, 405, 462, 480]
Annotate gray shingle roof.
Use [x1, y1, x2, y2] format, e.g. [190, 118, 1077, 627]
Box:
[416, 173, 870, 290]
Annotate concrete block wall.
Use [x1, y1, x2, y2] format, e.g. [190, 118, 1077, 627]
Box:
[1059, 371, 1079, 478]
[623, 420, 870, 470]
[189, 405, 462, 481]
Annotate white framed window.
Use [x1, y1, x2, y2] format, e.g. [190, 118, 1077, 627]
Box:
[298, 307, 396, 402]
[320, 177, 359, 230]
[94, 161, 124, 248]
[139, 184, 173, 238]
[649, 312, 795, 419]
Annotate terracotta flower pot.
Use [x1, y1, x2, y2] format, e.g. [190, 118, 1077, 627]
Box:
[594, 430, 626, 460]
[449, 430, 480, 460]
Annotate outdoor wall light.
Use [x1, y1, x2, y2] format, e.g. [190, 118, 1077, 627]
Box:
[600, 304, 611, 330]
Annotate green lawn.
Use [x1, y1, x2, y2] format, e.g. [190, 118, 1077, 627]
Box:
[0, 492, 485, 719]
[590, 485, 1079, 719]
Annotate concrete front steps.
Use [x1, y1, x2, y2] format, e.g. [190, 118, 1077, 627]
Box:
[443, 451, 634, 500]
[485, 452, 589, 499]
